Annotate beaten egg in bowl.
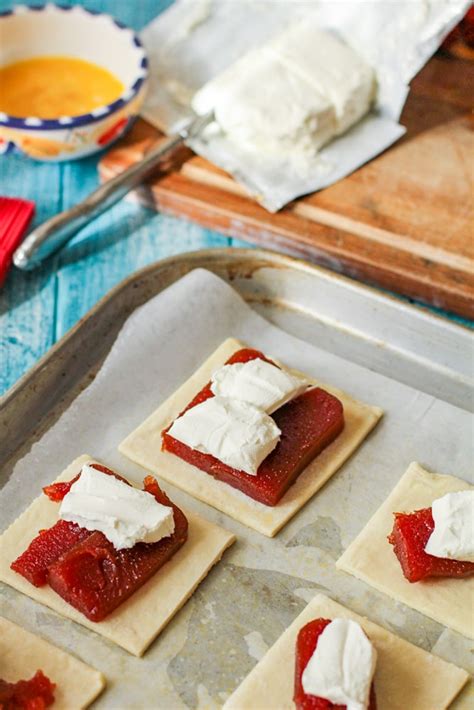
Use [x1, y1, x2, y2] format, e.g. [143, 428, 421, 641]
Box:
[0, 56, 125, 119]
[0, 4, 148, 161]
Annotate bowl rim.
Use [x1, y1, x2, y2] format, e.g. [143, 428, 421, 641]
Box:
[0, 3, 148, 131]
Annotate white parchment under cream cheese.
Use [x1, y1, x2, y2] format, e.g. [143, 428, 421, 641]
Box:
[425, 490, 474, 562]
[301, 618, 377, 710]
[59, 464, 175, 550]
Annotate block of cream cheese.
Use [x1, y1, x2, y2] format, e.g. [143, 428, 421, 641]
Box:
[210, 359, 309, 414]
[269, 23, 376, 135]
[167, 396, 281, 475]
[192, 23, 375, 159]
[192, 45, 337, 158]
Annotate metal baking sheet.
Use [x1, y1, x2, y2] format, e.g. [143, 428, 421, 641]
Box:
[1, 249, 472, 709]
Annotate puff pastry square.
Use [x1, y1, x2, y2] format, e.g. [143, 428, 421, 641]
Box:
[119, 338, 382, 537]
[223, 593, 469, 710]
[0, 617, 105, 709]
[337, 462, 474, 638]
[0, 455, 235, 656]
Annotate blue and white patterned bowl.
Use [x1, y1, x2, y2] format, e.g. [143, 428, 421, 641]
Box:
[0, 4, 148, 161]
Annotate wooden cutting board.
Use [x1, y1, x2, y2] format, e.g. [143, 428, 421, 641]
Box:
[99, 54, 474, 319]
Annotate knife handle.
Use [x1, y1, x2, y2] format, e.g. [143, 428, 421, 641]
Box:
[13, 131, 186, 271]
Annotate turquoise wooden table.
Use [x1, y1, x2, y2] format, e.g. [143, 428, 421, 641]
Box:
[0, 1, 469, 398]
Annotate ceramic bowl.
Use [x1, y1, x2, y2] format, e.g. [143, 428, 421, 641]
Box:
[0, 4, 148, 161]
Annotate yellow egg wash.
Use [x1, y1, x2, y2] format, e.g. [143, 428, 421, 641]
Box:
[0, 56, 124, 119]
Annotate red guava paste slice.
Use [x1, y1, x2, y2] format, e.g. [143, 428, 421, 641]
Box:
[12, 464, 125, 586]
[388, 507, 474, 583]
[294, 619, 377, 710]
[12, 466, 188, 622]
[47, 477, 188, 621]
[42, 479, 79, 502]
[0, 670, 55, 709]
[11, 519, 91, 587]
[162, 348, 344, 506]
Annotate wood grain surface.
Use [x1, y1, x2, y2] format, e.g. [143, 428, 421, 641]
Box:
[100, 54, 474, 319]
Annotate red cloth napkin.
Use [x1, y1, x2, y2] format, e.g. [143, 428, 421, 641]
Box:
[0, 196, 35, 285]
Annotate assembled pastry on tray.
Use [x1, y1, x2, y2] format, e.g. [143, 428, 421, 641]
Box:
[11, 463, 189, 622]
[0, 453, 235, 657]
[120, 338, 382, 536]
[337, 462, 474, 638]
[223, 594, 470, 710]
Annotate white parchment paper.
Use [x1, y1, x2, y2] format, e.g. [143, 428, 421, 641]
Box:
[140, 0, 470, 210]
[1, 269, 472, 708]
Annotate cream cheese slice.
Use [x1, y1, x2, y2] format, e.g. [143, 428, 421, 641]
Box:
[210, 358, 309, 414]
[301, 618, 377, 710]
[424, 490, 474, 562]
[59, 464, 175, 550]
[167, 395, 281, 475]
